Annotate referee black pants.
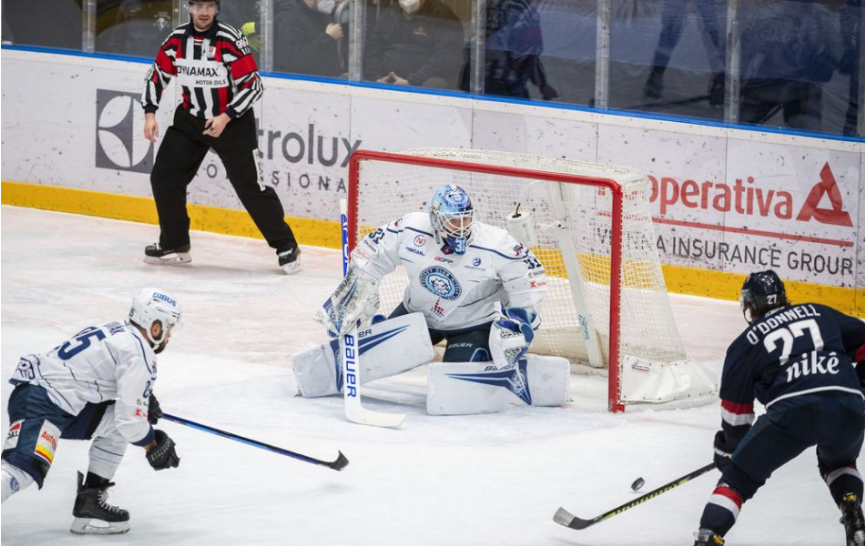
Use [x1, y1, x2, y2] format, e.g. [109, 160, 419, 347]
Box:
[150, 108, 297, 253]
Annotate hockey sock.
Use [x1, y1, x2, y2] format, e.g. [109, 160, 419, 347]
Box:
[84, 472, 111, 489]
[825, 465, 864, 505]
[699, 484, 744, 537]
[1, 461, 35, 502]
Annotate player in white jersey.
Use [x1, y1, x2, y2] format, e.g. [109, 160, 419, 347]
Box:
[322, 183, 546, 365]
[297, 185, 567, 414]
[1, 288, 182, 535]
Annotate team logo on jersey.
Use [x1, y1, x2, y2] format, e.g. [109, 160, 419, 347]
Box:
[431, 298, 445, 318]
[95, 89, 154, 173]
[420, 267, 462, 300]
[414, 235, 426, 247]
[445, 359, 532, 405]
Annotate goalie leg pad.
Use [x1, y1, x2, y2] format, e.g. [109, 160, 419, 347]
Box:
[426, 354, 570, 415]
[292, 312, 435, 397]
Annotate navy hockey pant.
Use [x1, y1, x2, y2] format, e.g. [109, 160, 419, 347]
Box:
[2, 384, 114, 487]
[701, 392, 865, 536]
[149, 108, 297, 253]
[389, 303, 493, 362]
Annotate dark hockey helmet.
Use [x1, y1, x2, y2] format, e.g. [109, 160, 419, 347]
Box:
[740, 270, 788, 323]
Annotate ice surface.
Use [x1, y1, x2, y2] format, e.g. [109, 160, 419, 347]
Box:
[1, 206, 854, 545]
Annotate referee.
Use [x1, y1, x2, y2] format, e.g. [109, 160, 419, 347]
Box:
[140, 0, 301, 274]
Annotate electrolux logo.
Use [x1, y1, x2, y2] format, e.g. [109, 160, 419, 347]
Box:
[95, 89, 154, 173]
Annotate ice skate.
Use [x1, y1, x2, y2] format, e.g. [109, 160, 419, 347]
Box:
[278, 246, 302, 275]
[693, 528, 724, 546]
[840, 493, 865, 546]
[70, 472, 130, 535]
[144, 242, 191, 265]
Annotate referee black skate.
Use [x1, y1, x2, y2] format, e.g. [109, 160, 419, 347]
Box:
[140, 0, 301, 274]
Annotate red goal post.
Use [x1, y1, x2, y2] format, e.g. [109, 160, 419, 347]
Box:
[347, 148, 717, 412]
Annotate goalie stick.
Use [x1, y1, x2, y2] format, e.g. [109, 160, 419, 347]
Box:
[339, 198, 405, 428]
[162, 413, 349, 471]
[553, 462, 716, 530]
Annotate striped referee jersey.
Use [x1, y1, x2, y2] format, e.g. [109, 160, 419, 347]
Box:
[141, 20, 262, 120]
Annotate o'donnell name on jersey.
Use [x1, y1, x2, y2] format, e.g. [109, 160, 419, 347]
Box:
[744, 304, 821, 345]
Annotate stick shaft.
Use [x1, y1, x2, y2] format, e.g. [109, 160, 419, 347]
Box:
[162, 413, 348, 470]
[554, 462, 716, 530]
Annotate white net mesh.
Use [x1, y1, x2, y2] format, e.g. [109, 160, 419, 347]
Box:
[351, 148, 693, 407]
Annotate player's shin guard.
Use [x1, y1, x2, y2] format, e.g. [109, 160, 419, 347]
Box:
[1, 461, 34, 502]
[86, 434, 127, 481]
[698, 484, 743, 539]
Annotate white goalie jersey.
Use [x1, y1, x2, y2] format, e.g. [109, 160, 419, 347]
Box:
[9, 320, 157, 446]
[351, 211, 548, 331]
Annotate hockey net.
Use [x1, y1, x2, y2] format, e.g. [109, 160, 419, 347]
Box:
[348, 149, 717, 412]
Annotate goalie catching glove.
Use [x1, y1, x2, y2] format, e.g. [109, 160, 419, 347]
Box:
[315, 266, 381, 337]
[489, 307, 540, 369]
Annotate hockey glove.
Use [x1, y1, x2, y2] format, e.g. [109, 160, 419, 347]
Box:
[146, 429, 180, 471]
[315, 267, 380, 337]
[147, 393, 163, 425]
[489, 308, 539, 369]
[713, 430, 732, 472]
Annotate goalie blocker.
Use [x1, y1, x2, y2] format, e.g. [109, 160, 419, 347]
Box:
[291, 313, 570, 414]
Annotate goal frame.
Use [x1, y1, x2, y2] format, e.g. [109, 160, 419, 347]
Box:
[348, 149, 627, 413]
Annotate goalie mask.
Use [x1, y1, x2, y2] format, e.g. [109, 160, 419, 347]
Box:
[129, 288, 182, 353]
[740, 270, 788, 323]
[429, 184, 474, 255]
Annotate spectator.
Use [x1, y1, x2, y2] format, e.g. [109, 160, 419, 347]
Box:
[737, 0, 846, 131]
[364, 0, 464, 89]
[98, 0, 174, 58]
[643, 0, 725, 108]
[275, 0, 347, 77]
[461, 0, 558, 100]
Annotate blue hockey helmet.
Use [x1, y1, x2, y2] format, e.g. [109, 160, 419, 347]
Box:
[740, 270, 788, 323]
[429, 184, 474, 255]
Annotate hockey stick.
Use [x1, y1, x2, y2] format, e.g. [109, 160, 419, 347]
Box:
[553, 462, 716, 530]
[339, 198, 405, 428]
[162, 413, 349, 471]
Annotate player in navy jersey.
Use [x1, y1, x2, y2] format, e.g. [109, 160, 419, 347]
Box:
[694, 270, 865, 546]
[140, 0, 301, 274]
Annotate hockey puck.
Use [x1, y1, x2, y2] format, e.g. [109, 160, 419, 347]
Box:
[631, 477, 645, 491]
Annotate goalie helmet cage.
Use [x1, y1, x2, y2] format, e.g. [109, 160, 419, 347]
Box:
[347, 149, 717, 413]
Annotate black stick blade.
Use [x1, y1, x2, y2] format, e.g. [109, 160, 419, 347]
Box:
[553, 507, 591, 530]
[328, 451, 350, 471]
